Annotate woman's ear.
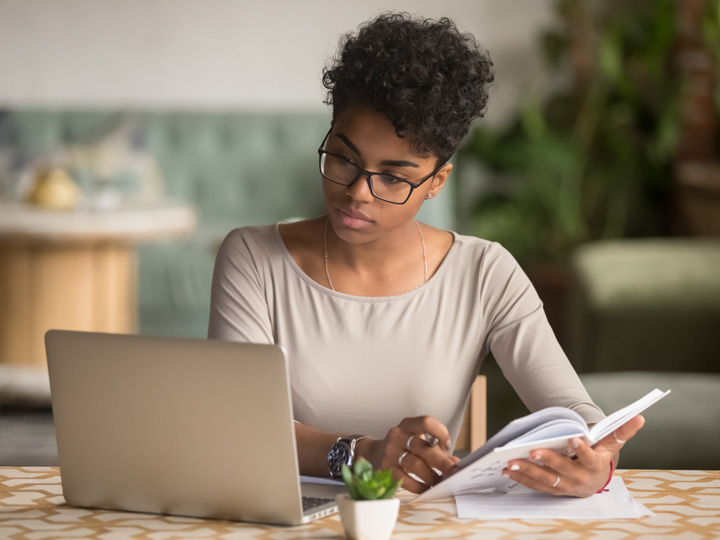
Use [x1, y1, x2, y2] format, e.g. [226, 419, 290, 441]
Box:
[425, 163, 453, 199]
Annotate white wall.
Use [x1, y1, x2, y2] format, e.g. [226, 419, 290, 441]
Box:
[0, 0, 556, 125]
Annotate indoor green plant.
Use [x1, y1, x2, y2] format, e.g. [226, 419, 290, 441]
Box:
[457, 0, 686, 265]
[454, 0, 694, 351]
[336, 458, 403, 540]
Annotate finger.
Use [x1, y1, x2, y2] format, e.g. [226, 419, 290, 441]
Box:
[597, 415, 645, 451]
[506, 459, 560, 488]
[406, 436, 457, 476]
[565, 437, 601, 469]
[392, 465, 428, 494]
[397, 451, 442, 487]
[614, 414, 645, 443]
[399, 416, 452, 451]
[502, 463, 561, 495]
[529, 447, 587, 479]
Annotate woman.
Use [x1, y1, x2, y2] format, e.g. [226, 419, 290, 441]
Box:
[208, 12, 643, 496]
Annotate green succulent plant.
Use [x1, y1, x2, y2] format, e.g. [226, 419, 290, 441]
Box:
[341, 458, 402, 501]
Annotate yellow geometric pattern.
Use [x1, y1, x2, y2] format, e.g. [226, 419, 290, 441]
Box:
[1, 468, 719, 539]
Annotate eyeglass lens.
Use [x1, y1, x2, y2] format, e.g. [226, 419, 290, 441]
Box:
[320, 153, 411, 203]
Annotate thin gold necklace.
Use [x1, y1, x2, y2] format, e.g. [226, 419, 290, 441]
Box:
[324, 216, 427, 294]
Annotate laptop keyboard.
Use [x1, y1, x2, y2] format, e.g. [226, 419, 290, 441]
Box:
[302, 496, 335, 512]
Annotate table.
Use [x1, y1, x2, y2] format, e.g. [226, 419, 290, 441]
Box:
[0, 202, 195, 400]
[0, 468, 718, 539]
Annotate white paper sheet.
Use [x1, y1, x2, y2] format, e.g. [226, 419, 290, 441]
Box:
[454, 476, 653, 520]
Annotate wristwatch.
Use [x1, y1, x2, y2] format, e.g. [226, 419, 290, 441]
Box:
[327, 434, 368, 479]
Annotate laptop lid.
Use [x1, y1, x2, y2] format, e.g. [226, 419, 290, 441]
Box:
[45, 330, 313, 525]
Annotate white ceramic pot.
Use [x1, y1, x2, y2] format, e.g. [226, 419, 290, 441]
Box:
[336, 493, 400, 540]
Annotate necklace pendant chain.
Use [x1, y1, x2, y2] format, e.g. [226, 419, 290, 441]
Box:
[324, 216, 427, 294]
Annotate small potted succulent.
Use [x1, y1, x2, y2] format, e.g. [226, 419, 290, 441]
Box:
[337, 458, 403, 540]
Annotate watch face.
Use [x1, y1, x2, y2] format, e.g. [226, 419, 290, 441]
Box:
[328, 441, 352, 474]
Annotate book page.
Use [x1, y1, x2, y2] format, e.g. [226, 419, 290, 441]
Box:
[504, 418, 591, 448]
[454, 476, 653, 519]
[455, 406, 586, 469]
[413, 434, 583, 503]
[588, 389, 671, 443]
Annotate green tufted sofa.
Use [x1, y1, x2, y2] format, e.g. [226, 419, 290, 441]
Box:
[2, 110, 455, 340]
[569, 239, 720, 469]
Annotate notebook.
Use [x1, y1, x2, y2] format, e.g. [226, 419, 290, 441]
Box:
[45, 330, 345, 525]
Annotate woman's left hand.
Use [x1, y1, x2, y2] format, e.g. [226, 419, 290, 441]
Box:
[501, 415, 645, 497]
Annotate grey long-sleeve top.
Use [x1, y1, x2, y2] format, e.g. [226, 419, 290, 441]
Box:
[208, 224, 605, 450]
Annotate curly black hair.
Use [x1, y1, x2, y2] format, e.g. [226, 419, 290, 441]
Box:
[323, 12, 494, 164]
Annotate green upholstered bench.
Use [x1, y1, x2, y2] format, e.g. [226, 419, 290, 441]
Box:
[569, 239, 720, 469]
[3, 110, 456, 340]
[568, 238, 720, 373]
[580, 372, 720, 469]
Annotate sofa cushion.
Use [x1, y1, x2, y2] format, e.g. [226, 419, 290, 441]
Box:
[569, 239, 720, 373]
[580, 371, 720, 470]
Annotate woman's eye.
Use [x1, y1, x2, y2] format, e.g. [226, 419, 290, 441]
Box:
[340, 158, 356, 168]
[378, 175, 403, 185]
[332, 154, 354, 165]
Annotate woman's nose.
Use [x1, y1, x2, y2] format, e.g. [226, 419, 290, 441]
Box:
[345, 173, 375, 203]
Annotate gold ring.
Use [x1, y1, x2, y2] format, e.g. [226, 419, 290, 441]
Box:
[398, 451, 409, 467]
[551, 474, 560, 488]
[613, 432, 627, 444]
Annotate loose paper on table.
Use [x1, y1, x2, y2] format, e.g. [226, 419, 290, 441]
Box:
[454, 477, 653, 520]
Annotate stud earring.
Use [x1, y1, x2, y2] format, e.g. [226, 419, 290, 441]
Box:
[425, 194, 433, 199]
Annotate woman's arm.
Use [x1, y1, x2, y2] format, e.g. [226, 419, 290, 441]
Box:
[479, 244, 638, 495]
[296, 417, 459, 493]
[481, 245, 604, 422]
[208, 228, 274, 343]
[295, 421, 348, 477]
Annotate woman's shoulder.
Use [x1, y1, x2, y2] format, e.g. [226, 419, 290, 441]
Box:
[438, 230, 524, 281]
[445, 230, 511, 261]
[220, 223, 278, 250]
[217, 218, 325, 271]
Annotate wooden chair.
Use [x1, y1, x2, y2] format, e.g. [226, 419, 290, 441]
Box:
[455, 375, 487, 454]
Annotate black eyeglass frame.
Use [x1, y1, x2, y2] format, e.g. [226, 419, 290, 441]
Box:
[317, 129, 445, 205]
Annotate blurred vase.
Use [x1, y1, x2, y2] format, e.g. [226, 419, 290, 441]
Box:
[25, 167, 80, 211]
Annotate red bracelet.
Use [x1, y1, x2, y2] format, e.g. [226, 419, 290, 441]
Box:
[597, 459, 615, 493]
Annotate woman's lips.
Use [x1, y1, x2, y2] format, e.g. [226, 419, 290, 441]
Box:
[336, 208, 373, 229]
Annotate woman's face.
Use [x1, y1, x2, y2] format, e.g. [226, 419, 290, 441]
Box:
[321, 104, 452, 245]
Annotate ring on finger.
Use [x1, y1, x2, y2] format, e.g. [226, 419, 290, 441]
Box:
[424, 434, 439, 447]
[405, 435, 416, 451]
[551, 473, 560, 488]
[398, 451, 409, 467]
[613, 432, 627, 444]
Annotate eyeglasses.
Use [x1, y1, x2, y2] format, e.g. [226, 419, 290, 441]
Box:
[317, 129, 444, 205]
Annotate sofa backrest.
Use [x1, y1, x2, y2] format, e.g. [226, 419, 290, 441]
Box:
[2, 110, 455, 230]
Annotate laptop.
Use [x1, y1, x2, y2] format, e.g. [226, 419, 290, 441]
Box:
[45, 329, 346, 525]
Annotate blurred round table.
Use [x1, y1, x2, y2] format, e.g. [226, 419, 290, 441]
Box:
[0, 201, 196, 401]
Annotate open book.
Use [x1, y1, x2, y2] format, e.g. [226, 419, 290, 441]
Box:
[412, 388, 670, 503]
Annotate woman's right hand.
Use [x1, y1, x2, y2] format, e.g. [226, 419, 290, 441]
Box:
[356, 416, 460, 494]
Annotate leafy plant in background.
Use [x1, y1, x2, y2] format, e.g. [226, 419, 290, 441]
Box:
[341, 458, 402, 501]
[458, 0, 715, 264]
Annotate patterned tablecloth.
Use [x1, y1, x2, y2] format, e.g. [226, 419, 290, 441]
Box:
[1, 468, 718, 539]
